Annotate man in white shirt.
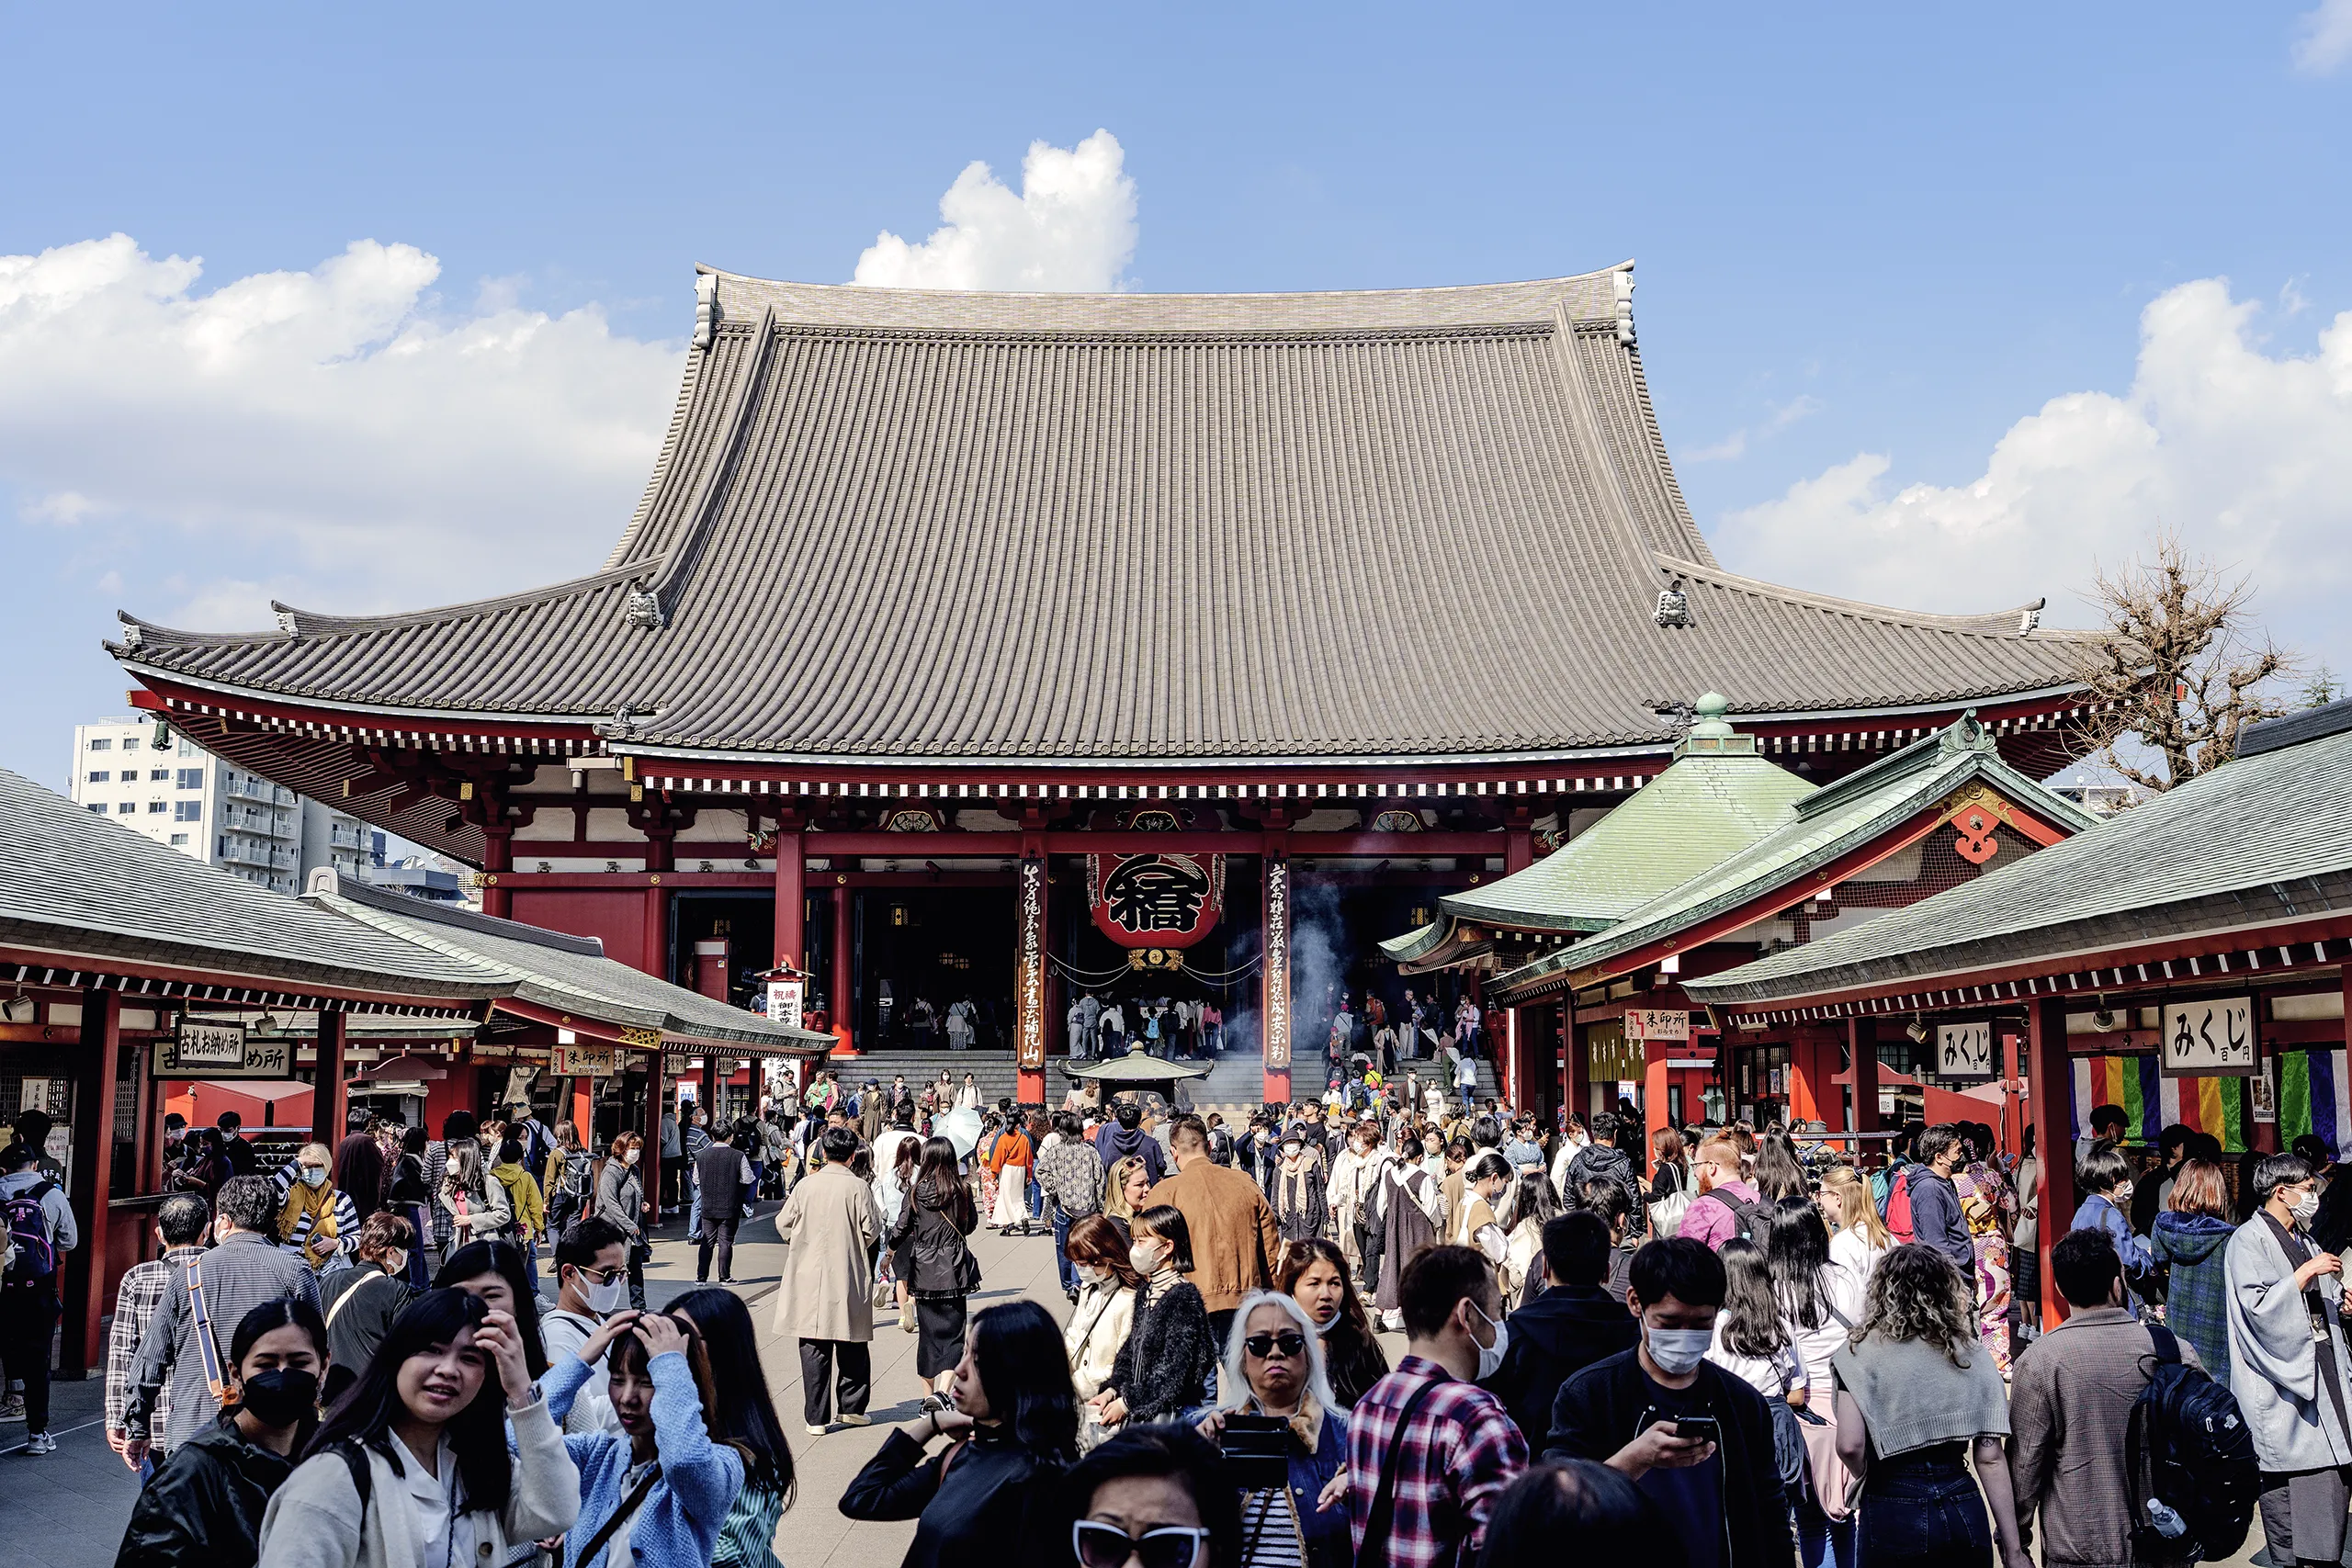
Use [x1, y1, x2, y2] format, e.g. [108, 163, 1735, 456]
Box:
[539, 1217, 631, 1434]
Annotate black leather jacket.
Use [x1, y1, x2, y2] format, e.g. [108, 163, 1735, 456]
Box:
[114, 1411, 296, 1568]
[889, 1177, 978, 1298]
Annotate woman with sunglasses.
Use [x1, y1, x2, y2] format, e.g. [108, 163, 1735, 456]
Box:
[1182, 1293, 1350, 1568]
[1064, 1425, 1241, 1568]
[839, 1300, 1079, 1568]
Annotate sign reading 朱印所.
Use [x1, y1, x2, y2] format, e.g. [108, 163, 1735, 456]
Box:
[1623, 1010, 1690, 1043]
[552, 1044, 622, 1077]
[2162, 996, 2258, 1077]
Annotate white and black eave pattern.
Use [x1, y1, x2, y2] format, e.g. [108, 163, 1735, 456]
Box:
[152, 694, 596, 756]
[639, 775, 1660, 800]
[1732, 936, 2352, 1026]
[0, 964, 477, 1019]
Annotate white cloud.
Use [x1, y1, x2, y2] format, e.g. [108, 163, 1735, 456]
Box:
[0, 234, 684, 626]
[1685, 394, 1820, 464]
[853, 130, 1137, 292]
[1709, 278, 2352, 667]
[2295, 0, 2352, 73]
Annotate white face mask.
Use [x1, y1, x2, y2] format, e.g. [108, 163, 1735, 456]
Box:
[624, 1148, 640, 1166]
[382, 1249, 409, 1279]
[1076, 1263, 1105, 1288]
[1646, 1325, 1713, 1376]
[1465, 1301, 1510, 1381]
[582, 1272, 629, 1314]
[300, 1167, 329, 1188]
[1130, 1242, 1167, 1276]
[2293, 1190, 2322, 1224]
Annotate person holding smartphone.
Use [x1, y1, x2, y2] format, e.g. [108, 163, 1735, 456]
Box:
[1544, 1237, 1795, 1568]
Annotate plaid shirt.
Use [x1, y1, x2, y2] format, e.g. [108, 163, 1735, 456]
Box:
[1347, 1356, 1528, 1568]
[106, 1247, 203, 1434]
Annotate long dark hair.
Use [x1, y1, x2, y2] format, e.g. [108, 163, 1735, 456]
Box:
[672, 1288, 797, 1500]
[968, 1300, 1079, 1461]
[335, 1134, 387, 1210]
[917, 1136, 974, 1228]
[1752, 1133, 1807, 1203]
[1756, 1196, 1835, 1331]
[309, 1289, 513, 1513]
[1714, 1239, 1789, 1362]
[435, 1240, 550, 1377]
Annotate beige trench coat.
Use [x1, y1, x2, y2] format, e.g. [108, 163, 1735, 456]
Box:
[773, 1161, 883, 1343]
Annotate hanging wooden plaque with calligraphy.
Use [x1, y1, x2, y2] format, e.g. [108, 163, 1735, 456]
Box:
[1087, 853, 1226, 949]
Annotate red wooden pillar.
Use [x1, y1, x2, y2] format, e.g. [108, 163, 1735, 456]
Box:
[1849, 1017, 1881, 1149]
[774, 827, 805, 976]
[62, 987, 121, 1377]
[1787, 1029, 1826, 1128]
[570, 1078, 594, 1145]
[831, 883, 854, 1056]
[1504, 822, 1533, 876]
[1560, 1002, 1589, 1127]
[1261, 840, 1293, 1105]
[1015, 839, 1047, 1104]
[482, 824, 513, 920]
[693, 941, 729, 1001]
[1643, 1037, 1671, 1160]
[311, 1008, 347, 1146]
[2028, 996, 2075, 1330]
[641, 884, 667, 981]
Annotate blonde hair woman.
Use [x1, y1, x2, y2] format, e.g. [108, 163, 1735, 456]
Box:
[1819, 1164, 1893, 1283]
[1102, 1155, 1153, 1237]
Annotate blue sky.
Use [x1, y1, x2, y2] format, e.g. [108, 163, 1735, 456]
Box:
[3, 1, 2348, 790]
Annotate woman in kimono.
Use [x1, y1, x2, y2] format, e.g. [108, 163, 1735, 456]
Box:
[1952, 1122, 2017, 1375]
[2226, 1151, 2352, 1568]
[1371, 1149, 1442, 1334]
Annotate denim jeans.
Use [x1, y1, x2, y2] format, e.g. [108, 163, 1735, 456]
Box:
[1052, 1208, 1078, 1293]
[1856, 1449, 1989, 1568]
[1799, 1505, 1855, 1568]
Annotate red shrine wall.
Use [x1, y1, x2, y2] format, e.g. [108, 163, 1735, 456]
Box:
[512, 888, 651, 975]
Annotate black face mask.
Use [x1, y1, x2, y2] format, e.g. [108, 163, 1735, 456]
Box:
[238, 1367, 320, 1428]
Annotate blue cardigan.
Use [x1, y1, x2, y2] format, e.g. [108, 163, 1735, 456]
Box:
[2071, 1192, 2154, 1310]
[546, 1350, 744, 1568]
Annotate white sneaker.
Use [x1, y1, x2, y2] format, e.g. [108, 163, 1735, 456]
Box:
[805, 1423, 829, 1437]
[25, 1431, 56, 1454]
[837, 1413, 871, 1427]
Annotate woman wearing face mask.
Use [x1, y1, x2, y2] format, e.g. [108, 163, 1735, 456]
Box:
[115, 1298, 331, 1568]
[1276, 1238, 1387, 1411]
[440, 1139, 514, 1254]
[277, 1142, 362, 1275]
[546, 1308, 743, 1568]
[597, 1133, 650, 1310]
[891, 1136, 981, 1412]
[2067, 1145, 2154, 1314]
[255, 1289, 580, 1568]
[1091, 1206, 1216, 1429]
[1066, 1215, 1144, 1449]
[1184, 1292, 1351, 1568]
[1459, 1153, 1514, 1275]
[1272, 1132, 1328, 1246]
[841, 1301, 1080, 1568]
[318, 1213, 417, 1406]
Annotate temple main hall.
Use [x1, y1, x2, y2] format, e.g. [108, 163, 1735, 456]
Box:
[109, 262, 2096, 1111]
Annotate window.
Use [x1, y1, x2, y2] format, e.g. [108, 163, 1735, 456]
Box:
[168, 833, 188, 847]
[116, 801, 135, 814]
[175, 801, 200, 822]
[177, 739, 196, 758]
[86, 770, 108, 783]
[150, 768, 170, 781]
[88, 738, 111, 750]
[176, 769, 201, 789]
[86, 802, 106, 815]
[122, 737, 141, 750]
[146, 800, 167, 813]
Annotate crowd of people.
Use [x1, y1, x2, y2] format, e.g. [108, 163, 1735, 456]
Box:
[7, 1066, 2345, 1568]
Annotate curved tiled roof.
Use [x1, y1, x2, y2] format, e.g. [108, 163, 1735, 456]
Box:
[114, 265, 2089, 763]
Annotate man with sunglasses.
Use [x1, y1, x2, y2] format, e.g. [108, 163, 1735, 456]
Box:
[1348, 1244, 1528, 1568]
[540, 1215, 632, 1433]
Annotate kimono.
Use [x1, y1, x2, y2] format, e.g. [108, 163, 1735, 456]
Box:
[2225, 1211, 2352, 1473]
[1374, 1161, 1443, 1314]
[1955, 1160, 2016, 1375]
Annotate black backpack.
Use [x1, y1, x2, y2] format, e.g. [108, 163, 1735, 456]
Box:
[2127, 1324, 2259, 1562]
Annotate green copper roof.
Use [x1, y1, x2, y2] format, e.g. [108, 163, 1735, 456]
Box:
[1686, 700, 2352, 1008]
[1441, 722, 1815, 937]
[1489, 715, 2099, 1002]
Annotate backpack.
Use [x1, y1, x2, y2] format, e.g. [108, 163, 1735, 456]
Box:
[1715, 1188, 1764, 1243]
[2, 1179, 61, 1284]
[1880, 1164, 1917, 1244]
[2127, 1324, 2259, 1562]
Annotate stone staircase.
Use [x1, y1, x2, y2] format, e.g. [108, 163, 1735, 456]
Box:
[817, 1046, 1497, 1121]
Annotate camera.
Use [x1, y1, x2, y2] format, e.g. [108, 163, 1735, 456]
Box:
[1217, 1414, 1292, 1491]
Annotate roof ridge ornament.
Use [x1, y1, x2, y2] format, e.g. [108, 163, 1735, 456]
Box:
[1939, 708, 1994, 755]
[625, 584, 667, 630]
[2018, 598, 2043, 634]
[118, 618, 144, 650]
[1612, 268, 1636, 345]
[1654, 573, 1695, 629]
[594, 705, 640, 741]
[694, 272, 719, 350]
[275, 609, 300, 637]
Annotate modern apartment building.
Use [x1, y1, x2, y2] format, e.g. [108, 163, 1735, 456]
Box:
[68, 715, 380, 895]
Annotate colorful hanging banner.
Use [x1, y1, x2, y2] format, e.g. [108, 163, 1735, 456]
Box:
[2068, 1052, 2253, 1153]
[1087, 853, 1226, 949]
[2277, 1048, 2352, 1156]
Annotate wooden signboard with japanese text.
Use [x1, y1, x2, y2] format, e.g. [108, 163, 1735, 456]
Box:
[1936, 1021, 1996, 1080]
[2162, 996, 2258, 1077]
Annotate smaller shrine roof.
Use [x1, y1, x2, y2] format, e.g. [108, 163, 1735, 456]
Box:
[1061, 1042, 1214, 1082]
[1490, 715, 2098, 1003]
[306, 873, 834, 1053]
[1686, 698, 2352, 1009]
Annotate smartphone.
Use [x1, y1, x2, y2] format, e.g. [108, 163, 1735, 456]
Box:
[1671, 1415, 1721, 1446]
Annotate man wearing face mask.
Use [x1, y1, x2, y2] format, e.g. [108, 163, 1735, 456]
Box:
[1346, 1246, 1528, 1568]
[314, 1212, 414, 1405]
[2068, 1143, 2155, 1314]
[539, 1216, 634, 1434]
[1546, 1237, 1793, 1568]
[2227, 1151, 2352, 1568]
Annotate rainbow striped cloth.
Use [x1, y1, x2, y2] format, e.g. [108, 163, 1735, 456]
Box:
[2068, 1049, 2351, 1156]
